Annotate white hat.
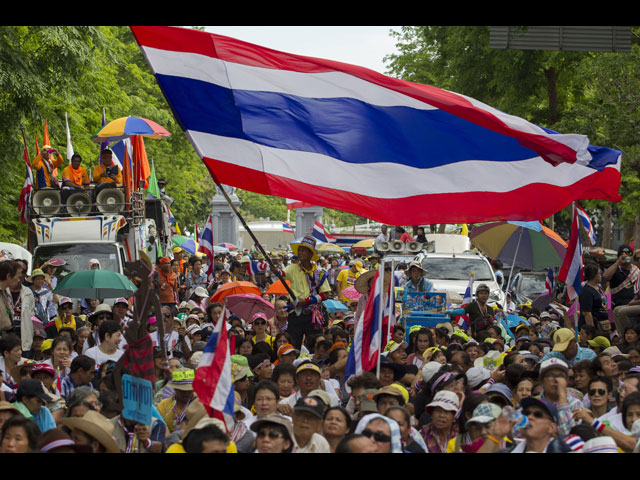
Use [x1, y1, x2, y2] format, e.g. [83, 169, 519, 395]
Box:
[193, 287, 209, 298]
[465, 366, 491, 389]
[421, 361, 443, 384]
[582, 436, 620, 453]
[426, 390, 460, 413]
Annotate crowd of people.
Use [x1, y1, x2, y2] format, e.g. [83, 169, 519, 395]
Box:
[1, 230, 640, 454]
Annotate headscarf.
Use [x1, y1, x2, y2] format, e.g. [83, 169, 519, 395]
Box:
[354, 413, 403, 453]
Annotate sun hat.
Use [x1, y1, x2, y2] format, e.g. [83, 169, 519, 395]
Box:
[193, 287, 209, 298]
[167, 368, 195, 391]
[373, 384, 407, 405]
[250, 413, 295, 442]
[426, 390, 460, 413]
[0, 401, 21, 416]
[473, 350, 505, 369]
[36, 427, 93, 453]
[290, 236, 320, 262]
[27, 269, 48, 283]
[231, 363, 251, 383]
[60, 410, 120, 453]
[354, 269, 377, 294]
[603, 346, 629, 359]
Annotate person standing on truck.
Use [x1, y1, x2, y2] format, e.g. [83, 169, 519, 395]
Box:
[61, 153, 90, 202]
[154, 257, 178, 308]
[32, 145, 64, 190]
[446, 284, 495, 338]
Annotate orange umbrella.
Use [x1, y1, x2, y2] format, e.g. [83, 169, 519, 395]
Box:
[210, 281, 261, 303]
[265, 280, 291, 296]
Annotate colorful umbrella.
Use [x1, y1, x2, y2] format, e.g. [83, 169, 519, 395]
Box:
[217, 243, 237, 251]
[352, 239, 375, 249]
[323, 299, 349, 313]
[210, 281, 261, 303]
[317, 242, 346, 256]
[265, 280, 291, 295]
[225, 293, 275, 321]
[342, 286, 362, 300]
[91, 116, 171, 143]
[171, 236, 198, 255]
[470, 221, 567, 270]
[213, 245, 229, 254]
[53, 269, 137, 299]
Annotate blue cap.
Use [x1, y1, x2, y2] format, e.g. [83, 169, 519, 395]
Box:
[520, 396, 559, 424]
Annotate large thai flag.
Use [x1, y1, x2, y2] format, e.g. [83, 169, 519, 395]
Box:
[198, 215, 215, 282]
[312, 220, 337, 243]
[558, 208, 584, 301]
[576, 205, 597, 246]
[131, 26, 622, 225]
[345, 268, 385, 379]
[194, 311, 235, 431]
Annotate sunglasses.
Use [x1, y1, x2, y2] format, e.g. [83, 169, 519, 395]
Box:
[362, 429, 391, 443]
[253, 320, 267, 326]
[523, 409, 551, 421]
[257, 430, 284, 440]
[589, 388, 607, 397]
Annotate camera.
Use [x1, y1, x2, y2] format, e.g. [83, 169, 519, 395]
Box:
[105, 166, 118, 176]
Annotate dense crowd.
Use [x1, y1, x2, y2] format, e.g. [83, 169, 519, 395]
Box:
[1, 233, 640, 454]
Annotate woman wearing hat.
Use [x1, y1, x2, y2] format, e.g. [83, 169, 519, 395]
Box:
[156, 368, 197, 434]
[420, 390, 461, 453]
[250, 413, 296, 453]
[61, 410, 121, 453]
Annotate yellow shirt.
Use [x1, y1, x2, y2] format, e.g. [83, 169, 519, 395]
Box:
[32, 153, 64, 189]
[92, 163, 122, 185]
[336, 268, 361, 302]
[284, 263, 331, 302]
[166, 440, 238, 453]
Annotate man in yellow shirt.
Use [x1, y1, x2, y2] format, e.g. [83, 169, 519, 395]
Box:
[284, 236, 331, 349]
[61, 153, 90, 202]
[32, 145, 64, 189]
[92, 148, 123, 199]
[336, 260, 363, 303]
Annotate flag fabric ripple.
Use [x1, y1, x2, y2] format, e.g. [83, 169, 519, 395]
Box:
[558, 208, 584, 302]
[131, 26, 623, 225]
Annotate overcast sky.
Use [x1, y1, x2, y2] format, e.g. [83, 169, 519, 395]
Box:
[203, 26, 403, 74]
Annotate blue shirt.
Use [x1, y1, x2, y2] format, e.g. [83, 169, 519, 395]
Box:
[540, 346, 596, 367]
[404, 277, 434, 293]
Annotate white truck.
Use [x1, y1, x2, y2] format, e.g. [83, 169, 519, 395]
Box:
[27, 186, 172, 284]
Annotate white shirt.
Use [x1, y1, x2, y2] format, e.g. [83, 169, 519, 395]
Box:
[84, 345, 123, 367]
[598, 407, 630, 434]
[278, 380, 340, 408]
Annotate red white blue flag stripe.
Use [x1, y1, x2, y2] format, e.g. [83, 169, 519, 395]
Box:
[282, 221, 294, 234]
[545, 267, 555, 295]
[131, 26, 622, 225]
[312, 220, 337, 243]
[194, 314, 235, 430]
[198, 215, 215, 282]
[558, 208, 584, 301]
[455, 273, 473, 329]
[576, 205, 597, 246]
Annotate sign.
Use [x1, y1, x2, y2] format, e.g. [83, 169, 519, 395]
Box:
[403, 292, 447, 313]
[121, 374, 153, 426]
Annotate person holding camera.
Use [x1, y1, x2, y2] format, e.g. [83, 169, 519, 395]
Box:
[32, 145, 65, 189]
[92, 148, 122, 197]
[603, 244, 640, 334]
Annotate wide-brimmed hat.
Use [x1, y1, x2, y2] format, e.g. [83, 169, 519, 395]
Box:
[60, 410, 120, 453]
[37, 427, 93, 453]
[407, 260, 426, 273]
[27, 269, 49, 283]
[473, 350, 505, 369]
[232, 363, 251, 382]
[250, 414, 295, 442]
[193, 287, 209, 298]
[0, 401, 21, 416]
[290, 236, 320, 262]
[167, 368, 195, 391]
[354, 269, 377, 294]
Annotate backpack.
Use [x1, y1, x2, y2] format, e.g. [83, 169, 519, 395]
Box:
[32, 290, 49, 323]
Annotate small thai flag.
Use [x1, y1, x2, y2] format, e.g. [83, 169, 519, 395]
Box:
[282, 221, 294, 234]
[247, 260, 268, 275]
[576, 205, 597, 246]
[455, 273, 473, 330]
[558, 208, 584, 301]
[545, 267, 554, 295]
[312, 220, 337, 243]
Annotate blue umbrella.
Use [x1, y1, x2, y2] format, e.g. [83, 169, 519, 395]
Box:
[506, 314, 529, 329]
[323, 299, 349, 314]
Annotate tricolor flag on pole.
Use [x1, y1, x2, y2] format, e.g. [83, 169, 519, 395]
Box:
[193, 309, 235, 431]
[576, 205, 597, 246]
[311, 220, 337, 243]
[545, 267, 555, 296]
[198, 215, 215, 282]
[455, 273, 474, 330]
[345, 268, 385, 380]
[282, 221, 294, 234]
[558, 207, 584, 302]
[131, 26, 623, 226]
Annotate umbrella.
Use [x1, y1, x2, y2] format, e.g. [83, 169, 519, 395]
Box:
[210, 281, 261, 303]
[53, 269, 137, 299]
[317, 242, 346, 256]
[213, 245, 229, 254]
[352, 239, 375, 249]
[225, 293, 275, 321]
[217, 243, 237, 251]
[323, 299, 349, 313]
[91, 116, 171, 143]
[470, 221, 567, 271]
[171, 236, 198, 255]
[342, 286, 362, 300]
[265, 280, 291, 295]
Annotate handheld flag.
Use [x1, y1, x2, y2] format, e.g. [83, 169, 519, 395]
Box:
[576, 205, 597, 246]
[198, 215, 215, 282]
[282, 221, 294, 234]
[247, 260, 268, 276]
[312, 220, 337, 243]
[545, 267, 555, 296]
[455, 273, 474, 330]
[193, 313, 235, 431]
[131, 26, 622, 226]
[558, 207, 584, 301]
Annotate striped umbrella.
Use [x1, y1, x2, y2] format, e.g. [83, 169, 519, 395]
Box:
[470, 221, 567, 270]
[91, 116, 171, 143]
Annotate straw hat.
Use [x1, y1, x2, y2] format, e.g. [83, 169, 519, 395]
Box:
[60, 410, 120, 453]
[290, 236, 320, 262]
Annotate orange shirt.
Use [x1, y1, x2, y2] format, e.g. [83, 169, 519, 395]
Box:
[32, 153, 64, 189]
[62, 165, 89, 187]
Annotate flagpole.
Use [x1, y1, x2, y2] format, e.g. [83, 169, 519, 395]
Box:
[208, 177, 297, 302]
[572, 203, 581, 340]
[376, 257, 386, 379]
[386, 259, 396, 344]
[506, 227, 523, 293]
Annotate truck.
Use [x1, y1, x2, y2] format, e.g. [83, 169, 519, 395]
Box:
[27, 185, 172, 289]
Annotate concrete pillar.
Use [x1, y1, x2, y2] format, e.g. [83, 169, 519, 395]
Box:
[210, 185, 242, 247]
[295, 206, 324, 238]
